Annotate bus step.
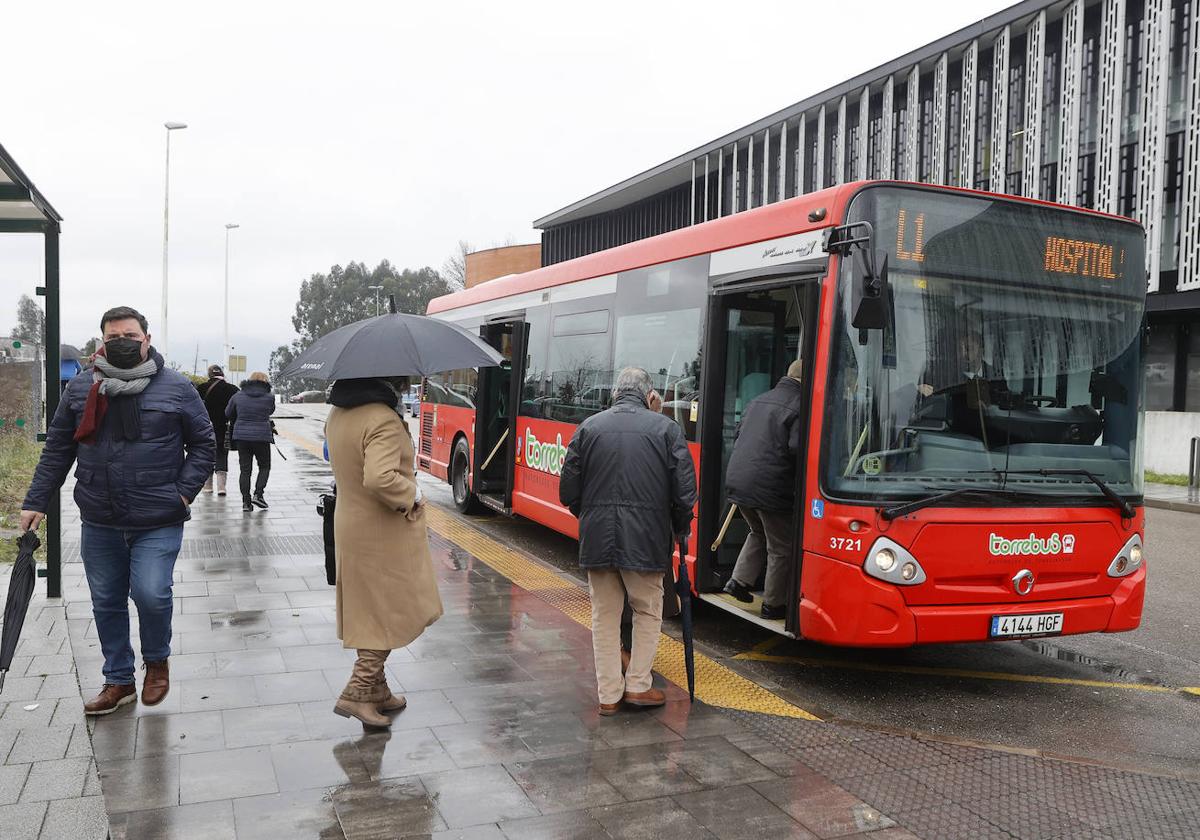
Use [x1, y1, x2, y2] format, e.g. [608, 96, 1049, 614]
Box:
[698, 593, 794, 638]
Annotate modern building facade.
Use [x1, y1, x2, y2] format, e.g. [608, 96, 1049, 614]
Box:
[534, 0, 1200, 464]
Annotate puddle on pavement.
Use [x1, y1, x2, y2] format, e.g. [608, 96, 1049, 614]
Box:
[1020, 639, 1161, 686]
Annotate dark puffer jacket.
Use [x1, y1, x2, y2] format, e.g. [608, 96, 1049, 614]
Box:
[725, 376, 805, 512]
[559, 392, 697, 572]
[226, 380, 276, 443]
[198, 377, 238, 438]
[23, 358, 215, 529]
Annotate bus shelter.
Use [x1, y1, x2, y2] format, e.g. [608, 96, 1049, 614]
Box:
[1, 142, 63, 597]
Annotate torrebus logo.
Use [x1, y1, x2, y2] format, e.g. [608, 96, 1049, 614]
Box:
[989, 533, 1076, 557]
[523, 427, 568, 476]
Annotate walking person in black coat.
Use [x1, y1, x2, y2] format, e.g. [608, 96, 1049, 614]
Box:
[559, 367, 696, 716]
[197, 364, 238, 496]
[225, 371, 277, 512]
[722, 358, 806, 620]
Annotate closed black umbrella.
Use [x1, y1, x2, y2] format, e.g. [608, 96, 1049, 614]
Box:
[0, 531, 40, 693]
[674, 537, 695, 702]
[279, 313, 503, 381]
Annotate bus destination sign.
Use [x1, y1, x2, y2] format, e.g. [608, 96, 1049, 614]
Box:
[1043, 236, 1125, 280]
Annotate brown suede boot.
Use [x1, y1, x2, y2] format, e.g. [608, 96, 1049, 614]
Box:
[334, 698, 392, 728]
[84, 684, 137, 716]
[371, 678, 407, 713]
[142, 660, 170, 707]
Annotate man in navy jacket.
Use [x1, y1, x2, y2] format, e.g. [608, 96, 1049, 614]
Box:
[21, 306, 214, 714]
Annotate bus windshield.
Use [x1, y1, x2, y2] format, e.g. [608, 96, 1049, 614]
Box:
[823, 186, 1146, 504]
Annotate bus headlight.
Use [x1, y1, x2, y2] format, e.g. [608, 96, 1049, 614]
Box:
[1107, 535, 1143, 578]
[862, 538, 926, 586]
[873, 549, 896, 573]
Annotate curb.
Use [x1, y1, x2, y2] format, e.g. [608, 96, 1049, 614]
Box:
[1144, 496, 1200, 514]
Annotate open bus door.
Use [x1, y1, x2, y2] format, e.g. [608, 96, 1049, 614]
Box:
[696, 278, 819, 637]
[473, 317, 528, 514]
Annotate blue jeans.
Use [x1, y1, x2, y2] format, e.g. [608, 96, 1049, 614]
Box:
[80, 523, 183, 686]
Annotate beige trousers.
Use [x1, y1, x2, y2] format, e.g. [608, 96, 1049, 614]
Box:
[340, 649, 392, 702]
[588, 568, 664, 704]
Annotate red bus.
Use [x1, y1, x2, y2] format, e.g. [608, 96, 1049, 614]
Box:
[421, 181, 1146, 646]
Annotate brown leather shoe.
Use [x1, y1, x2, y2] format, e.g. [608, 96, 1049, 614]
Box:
[598, 701, 621, 716]
[620, 649, 631, 675]
[334, 699, 392, 728]
[84, 684, 137, 716]
[141, 660, 170, 706]
[622, 687, 666, 708]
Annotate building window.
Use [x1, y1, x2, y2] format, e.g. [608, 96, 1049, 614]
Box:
[975, 48, 994, 190]
[1144, 323, 1177, 411]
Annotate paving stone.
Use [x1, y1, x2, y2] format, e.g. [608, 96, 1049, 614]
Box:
[135, 711, 226, 757]
[7, 727, 72, 764]
[178, 746, 277, 804]
[331, 777, 446, 838]
[113, 799, 237, 840]
[498, 810, 612, 840]
[231, 786, 341, 839]
[20, 756, 91, 802]
[270, 737, 370, 791]
[39, 795, 109, 840]
[505, 753, 625, 815]
[420, 765, 539, 828]
[590, 795, 717, 840]
[0, 763, 31, 806]
[0, 800, 48, 840]
[753, 773, 896, 838]
[95, 754, 181, 813]
[673, 783, 817, 839]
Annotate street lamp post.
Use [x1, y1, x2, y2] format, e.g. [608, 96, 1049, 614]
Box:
[224, 223, 240, 376]
[368, 285, 384, 316]
[161, 121, 188, 361]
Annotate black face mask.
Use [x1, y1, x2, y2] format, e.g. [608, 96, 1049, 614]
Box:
[104, 337, 144, 369]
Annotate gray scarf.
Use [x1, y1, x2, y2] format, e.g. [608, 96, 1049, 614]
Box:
[91, 352, 162, 440]
[93, 354, 158, 396]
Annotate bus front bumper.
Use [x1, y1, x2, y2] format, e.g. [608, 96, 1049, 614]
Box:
[799, 552, 1146, 647]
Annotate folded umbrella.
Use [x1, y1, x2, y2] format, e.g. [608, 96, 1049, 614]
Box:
[0, 531, 40, 694]
[279, 313, 504, 381]
[673, 537, 695, 702]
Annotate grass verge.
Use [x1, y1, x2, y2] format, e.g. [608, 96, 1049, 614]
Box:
[1145, 470, 1189, 487]
[0, 433, 44, 564]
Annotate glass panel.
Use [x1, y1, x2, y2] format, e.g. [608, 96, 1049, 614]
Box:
[1145, 322, 1178, 410]
[613, 256, 708, 440]
[823, 186, 1146, 503]
[536, 301, 613, 424]
[1186, 327, 1200, 412]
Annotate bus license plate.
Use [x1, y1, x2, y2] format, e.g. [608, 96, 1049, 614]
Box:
[990, 612, 1063, 638]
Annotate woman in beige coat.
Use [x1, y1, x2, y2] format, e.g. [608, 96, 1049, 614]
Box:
[325, 376, 443, 727]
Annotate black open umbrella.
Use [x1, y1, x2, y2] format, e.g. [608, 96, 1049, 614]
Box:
[279, 313, 503, 381]
[674, 537, 695, 701]
[0, 531, 40, 693]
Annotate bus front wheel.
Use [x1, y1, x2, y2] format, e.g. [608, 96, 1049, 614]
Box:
[451, 438, 482, 515]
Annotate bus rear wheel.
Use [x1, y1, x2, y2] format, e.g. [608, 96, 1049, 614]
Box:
[451, 438, 482, 514]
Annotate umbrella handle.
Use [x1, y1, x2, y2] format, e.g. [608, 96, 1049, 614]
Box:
[479, 428, 509, 472]
[710, 504, 739, 552]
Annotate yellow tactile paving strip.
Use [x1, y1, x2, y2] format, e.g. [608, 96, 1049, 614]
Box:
[277, 426, 819, 720]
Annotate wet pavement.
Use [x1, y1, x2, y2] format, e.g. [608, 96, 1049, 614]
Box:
[5, 420, 1198, 838]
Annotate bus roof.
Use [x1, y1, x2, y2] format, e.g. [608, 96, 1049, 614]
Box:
[427, 180, 1139, 315]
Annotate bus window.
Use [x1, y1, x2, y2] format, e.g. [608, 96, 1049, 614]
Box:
[533, 305, 614, 424]
[614, 256, 708, 439]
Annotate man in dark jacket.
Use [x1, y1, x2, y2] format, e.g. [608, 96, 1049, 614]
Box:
[20, 306, 214, 714]
[197, 364, 238, 496]
[559, 367, 696, 715]
[722, 358, 805, 620]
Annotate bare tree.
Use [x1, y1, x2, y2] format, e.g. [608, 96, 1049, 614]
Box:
[441, 240, 472, 290]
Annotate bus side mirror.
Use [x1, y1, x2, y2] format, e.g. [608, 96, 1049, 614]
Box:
[852, 251, 890, 331]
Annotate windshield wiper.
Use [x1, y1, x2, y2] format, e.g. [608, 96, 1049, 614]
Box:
[880, 487, 1032, 521]
[990, 468, 1135, 519]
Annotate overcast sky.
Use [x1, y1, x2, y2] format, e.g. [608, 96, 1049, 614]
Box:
[1, 0, 1012, 377]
